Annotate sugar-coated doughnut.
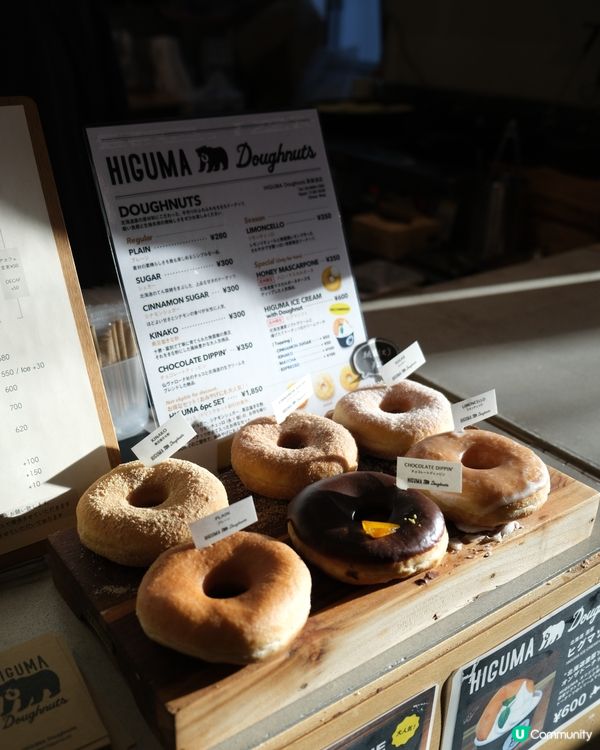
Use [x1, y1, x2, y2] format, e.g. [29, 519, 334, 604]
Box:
[136, 532, 312, 664]
[332, 381, 454, 459]
[231, 411, 358, 500]
[77, 459, 228, 566]
[405, 430, 551, 530]
[288, 471, 448, 585]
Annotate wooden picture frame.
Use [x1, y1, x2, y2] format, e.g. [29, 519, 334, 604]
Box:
[0, 98, 119, 570]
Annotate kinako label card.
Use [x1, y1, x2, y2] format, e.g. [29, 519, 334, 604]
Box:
[0, 633, 109, 750]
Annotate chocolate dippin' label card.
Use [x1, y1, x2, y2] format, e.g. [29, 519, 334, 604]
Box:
[397, 457, 462, 493]
[0, 633, 108, 749]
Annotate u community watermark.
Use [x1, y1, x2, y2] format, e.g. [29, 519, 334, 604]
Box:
[512, 725, 592, 743]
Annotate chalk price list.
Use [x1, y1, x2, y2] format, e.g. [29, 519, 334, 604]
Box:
[1, 352, 48, 496]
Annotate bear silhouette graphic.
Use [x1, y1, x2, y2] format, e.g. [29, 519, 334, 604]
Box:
[0, 670, 60, 715]
[196, 146, 228, 172]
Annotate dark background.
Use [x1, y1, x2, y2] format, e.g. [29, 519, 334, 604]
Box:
[1, 0, 599, 292]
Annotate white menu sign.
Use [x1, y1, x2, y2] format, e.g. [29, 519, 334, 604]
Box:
[0, 103, 113, 550]
[87, 110, 366, 455]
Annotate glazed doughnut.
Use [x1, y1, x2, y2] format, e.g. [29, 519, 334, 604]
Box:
[288, 471, 448, 585]
[136, 532, 312, 664]
[314, 372, 335, 401]
[405, 430, 551, 530]
[231, 411, 358, 500]
[321, 265, 342, 292]
[339, 364, 360, 391]
[332, 381, 454, 459]
[77, 459, 228, 566]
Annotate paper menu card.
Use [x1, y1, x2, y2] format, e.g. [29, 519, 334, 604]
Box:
[0, 633, 109, 749]
[0, 100, 116, 559]
[87, 110, 366, 456]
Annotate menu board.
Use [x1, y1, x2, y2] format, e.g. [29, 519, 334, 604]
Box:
[442, 584, 600, 749]
[0, 100, 117, 561]
[87, 110, 366, 459]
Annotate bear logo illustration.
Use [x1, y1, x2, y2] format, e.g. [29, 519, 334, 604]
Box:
[540, 620, 565, 649]
[196, 146, 228, 173]
[0, 670, 61, 715]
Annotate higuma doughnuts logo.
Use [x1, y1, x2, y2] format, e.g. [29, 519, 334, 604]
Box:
[235, 141, 317, 173]
[0, 655, 65, 730]
[105, 139, 317, 185]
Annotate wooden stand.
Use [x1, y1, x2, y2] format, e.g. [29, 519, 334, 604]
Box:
[47, 464, 598, 750]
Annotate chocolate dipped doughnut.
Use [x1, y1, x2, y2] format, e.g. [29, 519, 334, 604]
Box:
[287, 471, 448, 584]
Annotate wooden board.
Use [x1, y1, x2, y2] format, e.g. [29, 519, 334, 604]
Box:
[46, 464, 599, 750]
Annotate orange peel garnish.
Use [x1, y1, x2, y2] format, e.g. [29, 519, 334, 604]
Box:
[361, 520, 400, 538]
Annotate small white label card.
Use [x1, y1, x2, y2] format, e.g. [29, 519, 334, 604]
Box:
[190, 496, 258, 548]
[451, 388, 498, 430]
[272, 374, 314, 423]
[380, 340, 426, 385]
[397, 457, 462, 492]
[132, 412, 196, 466]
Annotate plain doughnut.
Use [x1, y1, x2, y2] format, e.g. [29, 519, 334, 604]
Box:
[288, 471, 448, 584]
[405, 430, 551, 530]
[136, 532, 312, 664]
[231, 411, 358, 499]
[332, 381, 454, 458]
[77, 459, 228, 566]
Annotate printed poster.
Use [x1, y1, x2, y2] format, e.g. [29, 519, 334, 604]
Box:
[327, 685, 437, 750]
[87, 110, 367, 457]
[442, 585, 600, 749]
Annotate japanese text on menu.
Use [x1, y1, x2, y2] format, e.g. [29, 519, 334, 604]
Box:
[87, 110, 365, 448]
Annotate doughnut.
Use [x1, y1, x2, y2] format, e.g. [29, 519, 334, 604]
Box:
[321, 265, 342, 292]
[231, 411, 358, 499]
[339, 364, 360, 391]
[475, 679, 539, 745]
[77, 459, 228, 566]
[314, 372, 335, 401]
[136, 532, 312, 664]
[404, 430, 551, 530]
[287, 471, 448, 585]
[332, 381, 454, 459]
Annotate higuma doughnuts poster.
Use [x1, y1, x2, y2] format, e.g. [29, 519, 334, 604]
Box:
[0, 633, 108, 749]
[86, 110, 366, 462]
[442, 585, 600, 750]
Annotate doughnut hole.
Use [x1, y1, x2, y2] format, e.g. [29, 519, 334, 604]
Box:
[352, 504, 392, 523]
[461, 444, 504, 470]
[128, 482, 169, 508]
[203, 562, 251, 599]
[379, 393, 411, 414]
[278, 431, 306, 450]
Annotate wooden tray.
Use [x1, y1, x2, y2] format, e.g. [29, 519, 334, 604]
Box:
[47, 464, 599, 750]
